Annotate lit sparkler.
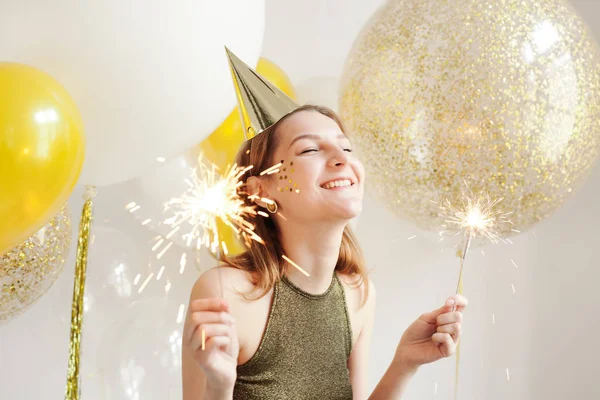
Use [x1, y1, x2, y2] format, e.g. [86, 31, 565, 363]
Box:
[128, 156, 285, 275]
[437, 190, 512, 301]
[162, 159, 264, 255]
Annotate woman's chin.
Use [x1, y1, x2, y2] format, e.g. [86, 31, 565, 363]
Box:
[333, 204, 363, 221]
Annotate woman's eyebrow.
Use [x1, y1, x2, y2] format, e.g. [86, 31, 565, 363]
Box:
[288, 133, 347, 149]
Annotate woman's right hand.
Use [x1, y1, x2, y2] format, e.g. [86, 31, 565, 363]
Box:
[184, 297, 239, 391]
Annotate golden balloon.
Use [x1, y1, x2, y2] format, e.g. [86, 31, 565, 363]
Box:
[340, 0, 600, 235]
[0, 63, 84, 253]
[0, 205, 71, 322]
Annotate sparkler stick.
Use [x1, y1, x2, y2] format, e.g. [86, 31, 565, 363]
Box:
[453, 233, 471, 310]
[438, 190, 511, 312]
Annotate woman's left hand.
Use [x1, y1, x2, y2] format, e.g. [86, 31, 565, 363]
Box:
[394, 294, 468, 371]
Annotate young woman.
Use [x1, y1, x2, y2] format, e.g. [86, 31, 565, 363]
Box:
[182, 105, 468, 400]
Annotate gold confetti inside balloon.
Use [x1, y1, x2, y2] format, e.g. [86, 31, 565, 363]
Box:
[340, 0, 600, 236]
[0, 206, 71, 322]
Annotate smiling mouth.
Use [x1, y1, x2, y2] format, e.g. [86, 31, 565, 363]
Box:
[320, 179, 355, 190]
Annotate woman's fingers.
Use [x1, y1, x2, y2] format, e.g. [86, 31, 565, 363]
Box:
[184, 297, 233, 343]
[202, 335, 232, 354]
[185, 310, 235, 342]
[432, 332, 457, 356]
[189, 323, 233, 352]
[436, 322, 461, 341]
[436, 311, 463, 326]
[445, 294, 468, 312]
[189, 297, 230, 314]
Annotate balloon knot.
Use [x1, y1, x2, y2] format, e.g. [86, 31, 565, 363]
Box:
[83, 185, 97, 200]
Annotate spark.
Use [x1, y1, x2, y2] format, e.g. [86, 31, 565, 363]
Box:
[260, 162, 282, 176]
[438, 192, 511, 244]
[165, 226, 180, 240]
[506, 368, 510, 381]
[151, 238, 165, 252]
[156, 241, 173, 260]
[407, 235, 417, 240]
[511, 260, 519, 268]
[161, 156, 263, 257]
[176, 304, 186, 324]
[222, 241, 229, 256]
[156, 156, 166, 163]
[141, 218, 151, 226]
[511, 283, 516, 294]
[179, 253, 187, 274]
[282, 255, 310, 277]
[125, 202, 137, 210]
[133, 273, 141, 285]
[156, 265, 166, 280]
[138, 273, 154, 294]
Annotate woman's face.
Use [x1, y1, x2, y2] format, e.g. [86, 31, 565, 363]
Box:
[261, 110, 365, 223]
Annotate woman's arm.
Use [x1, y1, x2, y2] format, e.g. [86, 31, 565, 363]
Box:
[367, 359, 418, 400]
[347, 280, 376, 399]
[182, 268, 238, 400]
[368, 293, 469, 399]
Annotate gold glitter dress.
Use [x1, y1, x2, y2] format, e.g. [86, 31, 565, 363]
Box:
[233, 272, 354, 399]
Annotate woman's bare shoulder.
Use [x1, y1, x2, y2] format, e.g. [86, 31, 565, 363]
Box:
[336, 272, 376, 308]
[190, 265, 256, 301]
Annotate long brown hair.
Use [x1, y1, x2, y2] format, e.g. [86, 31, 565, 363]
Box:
[221, 105, 370, 306]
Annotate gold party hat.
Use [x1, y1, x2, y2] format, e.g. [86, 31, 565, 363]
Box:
[225, 46, 300, 140]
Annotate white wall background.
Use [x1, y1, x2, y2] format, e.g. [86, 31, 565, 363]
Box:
[1, 1, 599, 399]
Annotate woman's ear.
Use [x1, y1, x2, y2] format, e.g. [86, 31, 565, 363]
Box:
[246, 176, 272, 208]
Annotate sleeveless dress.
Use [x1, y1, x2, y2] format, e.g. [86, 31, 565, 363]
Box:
[233, 271, 354, 399]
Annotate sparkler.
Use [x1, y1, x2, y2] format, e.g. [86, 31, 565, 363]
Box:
[160, 157, 266, 352]
[436, 189, 512, 400]
[163, 159, 264, 256]
[437, 191, 512, 301]
[128, 156, 305, 351]
[126, 156, 269, 303]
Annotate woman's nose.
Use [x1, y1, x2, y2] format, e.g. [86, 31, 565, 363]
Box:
[329, 148, 350, 167]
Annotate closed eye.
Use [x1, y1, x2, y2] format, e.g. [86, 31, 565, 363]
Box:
[300, 148, 318, 154]
[343, 148, 353, 152]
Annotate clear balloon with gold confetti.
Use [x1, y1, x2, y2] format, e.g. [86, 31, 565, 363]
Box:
[340, 0, 600, 240]
[0, 205, 71, 322]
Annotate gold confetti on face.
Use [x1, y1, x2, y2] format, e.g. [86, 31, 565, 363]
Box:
[340, 0, 600, 235]
[277, 160, 300, 193]
[0, 206, 71, 322]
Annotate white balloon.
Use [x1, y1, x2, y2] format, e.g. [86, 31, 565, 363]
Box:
[295, 75, 341, 111]
[0, 1, 265, 186]
[96, 296, 184, 399]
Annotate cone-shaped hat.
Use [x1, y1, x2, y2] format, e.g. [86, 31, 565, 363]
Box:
[225, 47, 300, 140]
